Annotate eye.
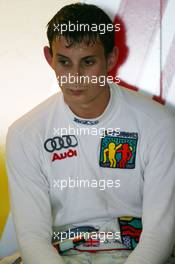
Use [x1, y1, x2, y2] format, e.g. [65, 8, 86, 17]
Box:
[84, 58, 95, 66]
[58, 60, 70, 66]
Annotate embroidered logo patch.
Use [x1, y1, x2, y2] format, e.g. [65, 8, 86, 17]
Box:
[118, 216, 142, 250]
[99, 131, 138, 169]
[44, 135, 78, 153]
[44, 135, 78, 162]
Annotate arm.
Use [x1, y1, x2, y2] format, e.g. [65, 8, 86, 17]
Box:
[125, 118, 175, 264]
[6, 126, 64, 264]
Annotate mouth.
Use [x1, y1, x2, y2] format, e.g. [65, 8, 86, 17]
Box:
[69, 89, 84, 96]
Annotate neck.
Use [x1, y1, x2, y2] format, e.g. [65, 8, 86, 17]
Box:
[66, 85, 110, 119]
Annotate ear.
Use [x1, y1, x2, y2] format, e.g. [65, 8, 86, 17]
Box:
[43, 46, 53, 68]
[107, 46, 118, 72]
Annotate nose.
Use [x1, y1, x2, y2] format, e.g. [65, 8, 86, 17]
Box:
[69, 65, 83, 88]
[70, 65, 82, 78]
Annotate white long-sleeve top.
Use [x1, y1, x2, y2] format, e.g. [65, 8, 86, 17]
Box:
[6, 83, 175, 264]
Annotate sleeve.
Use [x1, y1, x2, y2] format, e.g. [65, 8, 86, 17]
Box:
[5, 126, 64, 264]
[125, 118, 175, 264]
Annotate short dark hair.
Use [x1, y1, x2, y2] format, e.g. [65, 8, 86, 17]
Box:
[46, 3, 115, 55]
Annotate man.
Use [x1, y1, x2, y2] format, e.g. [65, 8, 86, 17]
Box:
[6, 3, 175, 264]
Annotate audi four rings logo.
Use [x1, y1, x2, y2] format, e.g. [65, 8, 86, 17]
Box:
[44, 135, 78, 153]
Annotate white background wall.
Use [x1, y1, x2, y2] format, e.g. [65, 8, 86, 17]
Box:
[82, 0, 175, 108]
[0, 0, 77, 143]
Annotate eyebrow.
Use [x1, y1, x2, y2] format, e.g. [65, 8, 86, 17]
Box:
[56, 54, 97, 60]
[56, 54, 69, 59]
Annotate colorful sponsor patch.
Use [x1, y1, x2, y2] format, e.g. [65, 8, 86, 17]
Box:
[99, 131, 138, 169]
[118, 216, 142, 250]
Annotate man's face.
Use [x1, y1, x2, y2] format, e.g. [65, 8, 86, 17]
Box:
[47, 36, 113, 106]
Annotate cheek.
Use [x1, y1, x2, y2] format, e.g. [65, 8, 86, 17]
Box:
[81, 70, 101, 81]
[89, 62, 107, 77]
[52, 58, 58, 70]
[55, 69, 70, 81]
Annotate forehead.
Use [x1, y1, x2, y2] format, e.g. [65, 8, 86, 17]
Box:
[51, 36, 105, 58]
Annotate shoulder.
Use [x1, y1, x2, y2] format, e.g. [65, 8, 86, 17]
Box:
[7, 92, 62, 138]
[112, 83, 175, 125]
